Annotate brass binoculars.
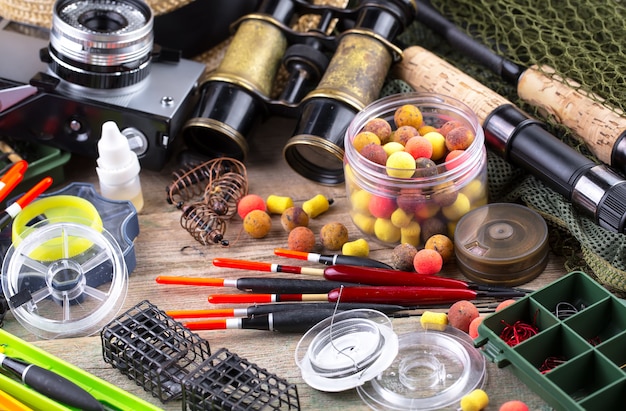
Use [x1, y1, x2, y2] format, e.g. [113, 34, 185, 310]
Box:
[182, 0, 416, 185]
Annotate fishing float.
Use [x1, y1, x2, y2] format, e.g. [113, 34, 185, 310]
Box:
[273, 248, 392, 269]
[211, 257, 530, 294]
[207, 285, 522, 306]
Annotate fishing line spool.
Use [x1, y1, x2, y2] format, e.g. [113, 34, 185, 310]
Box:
[357, 324, 487, 410]
[0, 183, 138, 339]
[295, 309, 399, 392]
[295, 309, 487, 410]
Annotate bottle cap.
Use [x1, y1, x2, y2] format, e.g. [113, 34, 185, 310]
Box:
[96, 121, 141, 185]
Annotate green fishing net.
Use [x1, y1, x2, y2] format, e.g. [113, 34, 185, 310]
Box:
[386, 0, 626, 292]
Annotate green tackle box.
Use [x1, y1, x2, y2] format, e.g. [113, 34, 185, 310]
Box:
[475, 271, 626, 410]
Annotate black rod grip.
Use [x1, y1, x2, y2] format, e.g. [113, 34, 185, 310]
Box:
[245, 302, 408, 316]
[241, 310, 339, 333]
[484, 104, 593, 198]
[1, 356, 103, 411]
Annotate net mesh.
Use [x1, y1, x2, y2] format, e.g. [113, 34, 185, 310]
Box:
[432, 0, 626, 115]
[388, 0, 626, 293]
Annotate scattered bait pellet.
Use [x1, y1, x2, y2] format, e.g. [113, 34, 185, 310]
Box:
[420, 311, 448, 331]
[341, 238, 369, 257]
[266, 194, 294, 214]
[303, 194, 333, 218]
[460, 389, 489, 411]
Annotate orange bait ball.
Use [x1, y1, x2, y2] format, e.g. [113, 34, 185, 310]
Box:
[243, 209, 272, 238]
[394, 104, 423, 129]
[413, 248, 443, 275]
[499, 400, 529, 411]
[287, 226, 316, 252]
[237, 194, 266, 219]
[448, 300, 480, 333]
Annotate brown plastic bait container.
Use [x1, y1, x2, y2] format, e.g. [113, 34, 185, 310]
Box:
[454, 202, 549, 286]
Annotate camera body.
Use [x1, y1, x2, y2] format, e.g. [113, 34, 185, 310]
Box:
[0, 1, 206, 171]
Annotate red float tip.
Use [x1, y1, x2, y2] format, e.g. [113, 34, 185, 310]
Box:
[184, 319, 228, 330]
[167, 308, 236, 319]
[273, 248, 309, 260]
[212, 258, 274, 271]
[16, 176, 53, 209]
[156, 276, 226, 287]
[0, 171, 23, 203]
[2, 160, 28, 181]
[208, 293, 274, 304]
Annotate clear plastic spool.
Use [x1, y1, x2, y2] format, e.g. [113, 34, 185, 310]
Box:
[1, 221, 128, 339]
[357, 325, 486, 410]
[295, 309, 399, 392]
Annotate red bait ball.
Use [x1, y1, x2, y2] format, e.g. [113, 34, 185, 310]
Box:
[413, 248, 443, 275]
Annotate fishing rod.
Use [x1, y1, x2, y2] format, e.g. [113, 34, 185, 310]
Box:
[413, 0, 626, 176]
[395, 45, 626, 234]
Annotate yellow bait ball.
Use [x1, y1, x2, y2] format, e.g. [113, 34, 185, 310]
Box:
[352, 212, 376, 234]
[386, 151, 416, 178]
[382, 141, 405, 156]
[374, 218, 401, 243]
[423, 131, 447, 161]
[400, 220, 421, 246]
[442, 192, 470, 221]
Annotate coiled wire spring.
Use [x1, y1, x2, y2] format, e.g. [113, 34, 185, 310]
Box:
[167, 158, 248, 246]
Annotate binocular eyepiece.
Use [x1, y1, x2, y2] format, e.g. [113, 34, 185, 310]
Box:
[182, 0, 416, 185]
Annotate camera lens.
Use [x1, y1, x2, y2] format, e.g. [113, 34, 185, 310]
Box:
[47, 0, 154, 89]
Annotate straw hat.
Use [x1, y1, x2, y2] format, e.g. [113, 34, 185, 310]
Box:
[0, 0, 347, 74]
[0, 0, 194, 28]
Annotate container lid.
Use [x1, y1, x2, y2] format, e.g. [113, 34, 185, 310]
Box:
[454, 203, 549, 286]
[357, 325, 486, 410]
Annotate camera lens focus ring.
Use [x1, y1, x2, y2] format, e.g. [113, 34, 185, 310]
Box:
[48, 0, 154, 89]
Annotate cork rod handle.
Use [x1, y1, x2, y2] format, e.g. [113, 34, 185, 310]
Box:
[517, 65, 626, 165]
[396, 46, 626, 170]
[393, 46, 512, 124]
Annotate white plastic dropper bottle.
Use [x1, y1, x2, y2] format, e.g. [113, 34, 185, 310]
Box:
[96, 121, 144, 212]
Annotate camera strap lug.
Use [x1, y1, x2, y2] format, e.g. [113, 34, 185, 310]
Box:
[29, 72, 60, 92]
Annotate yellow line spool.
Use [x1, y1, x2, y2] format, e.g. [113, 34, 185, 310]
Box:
[11, 195, 103, 261]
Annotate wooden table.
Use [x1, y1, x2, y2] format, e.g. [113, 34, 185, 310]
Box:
[2, 116, 564, 410]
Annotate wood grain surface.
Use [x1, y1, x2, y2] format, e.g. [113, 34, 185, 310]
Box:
[3, 116, 563, 410]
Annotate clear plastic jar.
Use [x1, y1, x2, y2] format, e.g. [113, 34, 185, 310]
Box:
[343, 92, 488, 246]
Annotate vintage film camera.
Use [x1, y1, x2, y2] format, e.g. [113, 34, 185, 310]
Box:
[0, 0, 206, 170]
[183, 0, 416, 184]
